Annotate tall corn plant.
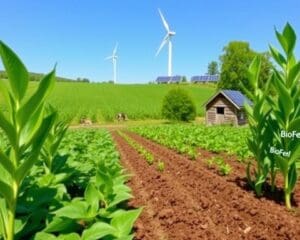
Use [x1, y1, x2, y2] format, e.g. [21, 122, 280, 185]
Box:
[0, 41, 56, 240]
[268, 23, 300, 209]
[242, 56, 274, 196]
[244, 23, 300, 209]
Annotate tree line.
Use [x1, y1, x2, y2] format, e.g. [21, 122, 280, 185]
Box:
[207, 41, 272, 96]
[0, 71, 90, 83]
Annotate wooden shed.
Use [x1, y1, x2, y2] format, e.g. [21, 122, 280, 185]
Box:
[204, 90, 251, 126]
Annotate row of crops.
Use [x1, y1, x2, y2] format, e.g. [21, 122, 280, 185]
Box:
[0, 41, 140, 240]
[0, 129, 140, 240]
[11, 82, 215, 123]
[132, 124, 252, 161]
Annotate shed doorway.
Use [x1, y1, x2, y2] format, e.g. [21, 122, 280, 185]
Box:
[216, 107, 225, 124]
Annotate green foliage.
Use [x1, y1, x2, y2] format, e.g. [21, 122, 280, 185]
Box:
[118, 131, 155, 166]
[219, 163, 232, 176]
[162, 88, 196, 122]
[0, 41, 56, 240]
[243, 23, 300, 209]
[0, 44, 141, 240]
[242, 56, 274, 197]
[207, 61, 219, 75]
[0, 83, 215, 123]
[205, 157, 232, 176]
[132, 124, 251, 161]
[218, 41, 272, 95]
[11, 129, 141, 239]
[157, 161, 165, 172]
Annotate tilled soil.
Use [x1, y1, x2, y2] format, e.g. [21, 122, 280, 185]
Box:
[111, 130, 300, 240]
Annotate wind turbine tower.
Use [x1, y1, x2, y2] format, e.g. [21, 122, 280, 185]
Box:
[156, 9, 176, 77]
[105, 43, 118, 83]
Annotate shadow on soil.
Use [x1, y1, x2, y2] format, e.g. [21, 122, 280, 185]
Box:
[233, 176, 298, 208]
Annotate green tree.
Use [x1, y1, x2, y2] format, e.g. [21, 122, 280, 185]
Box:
[218, 41, 272, 95]
[162, 88, 196, 122]
[207, 61, 219, 75]
[181, 76, 187, 83]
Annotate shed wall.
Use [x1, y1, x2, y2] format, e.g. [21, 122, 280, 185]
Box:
[206, 94, 238, 125]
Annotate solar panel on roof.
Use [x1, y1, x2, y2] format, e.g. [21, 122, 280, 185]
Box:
[222, 90, 252, 107]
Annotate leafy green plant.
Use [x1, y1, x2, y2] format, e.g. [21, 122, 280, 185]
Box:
[206, 158, 215, 169]
[267, 23, 300, 209]
[219, 163, 232, 176]
[132, 124, 251, 160]
[162, 88, 196, 122]
[187, 147, 197, 160]
[242, 55, 274, 197]
[157, 161, 165, 172]
[0, 41, 56, 240]
[243, 23, 300, 209]
[34, 129, 142, 239]
[41, 114, 69, 174]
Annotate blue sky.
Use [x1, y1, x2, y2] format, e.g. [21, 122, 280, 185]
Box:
[0, 0, 300, 83]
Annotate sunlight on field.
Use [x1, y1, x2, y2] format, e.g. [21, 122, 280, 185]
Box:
[46, 82, 216, 123]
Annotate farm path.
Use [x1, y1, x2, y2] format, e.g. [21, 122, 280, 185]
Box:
[112, 130, 300, 240]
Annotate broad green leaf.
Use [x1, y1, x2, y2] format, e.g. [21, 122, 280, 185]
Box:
[16, 113, 56, 183]
[0, 148, 14, 174]
[82, 222, 115, 240]
[44, 217, 78, 233]
[0, 180, 13, 203]
[275, 79, 294, 119]
[54, 201, 90, 219]
[17, 69, 55, 128]
[34, 232, 57, 240]
[57, 233, 81, 240]
[14, 217, 28, 235]
[108, 192, 132, 209]
[275, 30, 289, 56]
[288, 117, 300, 132]
[0, 199, 7, 238]
[0, 41, 28, 101]
[19, 103, 44, 147]
[0, 80, 11, 108]
[0, 111, 16, 146]
[282, 22, 296, 56]
[84, 183, 100, 214]
[269, 45, 287, 66]
[288, 61, 300, 87]
[111, 208, 142, 237]
[248, 56, 261, 89]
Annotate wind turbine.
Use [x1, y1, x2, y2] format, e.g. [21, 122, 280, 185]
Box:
[105, 43, 118, 83]
[156, 8, 176, 77]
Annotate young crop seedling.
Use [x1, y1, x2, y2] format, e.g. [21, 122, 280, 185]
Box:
[219, 163, 232, 176]
[157, 160, 165, 172]
[206, 158, 215, 169]
[118, 131, 156, 166]
[187, 147, 198, 160]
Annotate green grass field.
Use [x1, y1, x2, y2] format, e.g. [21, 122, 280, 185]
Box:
[1, 81, 216, 123]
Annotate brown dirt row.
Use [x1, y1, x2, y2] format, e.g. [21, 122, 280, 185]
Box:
[112, 131, 223, 240]
[194, 148, 300, 207]
[124, 131, 300, 240]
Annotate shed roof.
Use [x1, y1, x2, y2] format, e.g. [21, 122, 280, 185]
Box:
[205, 89, 252, 110]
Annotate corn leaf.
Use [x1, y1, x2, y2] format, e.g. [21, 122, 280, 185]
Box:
[0, 41, 28, 101]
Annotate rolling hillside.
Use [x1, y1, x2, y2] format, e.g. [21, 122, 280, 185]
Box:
[0, 81, 216, 123]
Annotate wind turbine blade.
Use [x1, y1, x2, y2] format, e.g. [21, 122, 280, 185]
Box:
[158, 8, 170, 32]
[113, 42, 118, 56]
[105, 56, 113, 60]
[156, 34, 169, 56]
